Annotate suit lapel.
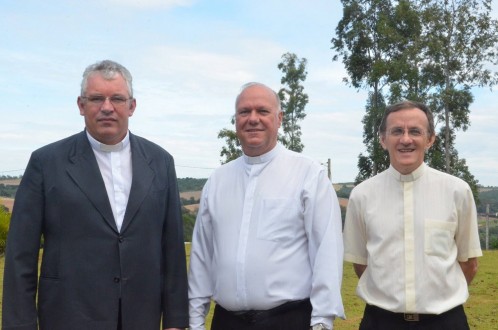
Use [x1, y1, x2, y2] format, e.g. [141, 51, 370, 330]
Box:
[120, 134, 155, 233]
[66, 131, 118, 233]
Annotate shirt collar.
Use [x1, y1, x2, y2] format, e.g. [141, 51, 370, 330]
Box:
[388, 163, 426, 182]
[86, 131, 130, 153]
[243, 144, 282, 165]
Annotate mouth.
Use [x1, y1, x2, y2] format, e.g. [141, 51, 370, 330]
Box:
[398, 148, 415, 153]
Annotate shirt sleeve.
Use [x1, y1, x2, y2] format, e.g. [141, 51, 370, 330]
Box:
[343, 188, 368, 265]
[188, 180, 214, 330]
[455, 183, 483, 261]
[304, 169, 345, 328]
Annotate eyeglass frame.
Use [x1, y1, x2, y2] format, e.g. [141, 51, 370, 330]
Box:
[385, 127, 428, 138]
[80, 95, 134, 107]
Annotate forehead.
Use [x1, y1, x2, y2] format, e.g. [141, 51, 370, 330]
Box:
[386, 107, 429, 127]
[86, 73, 127, 91]
[236, 86, 277, 109]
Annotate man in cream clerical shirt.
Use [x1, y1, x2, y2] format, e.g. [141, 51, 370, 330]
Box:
[188, 82, 345, 330]
[343, 100, 482, 330]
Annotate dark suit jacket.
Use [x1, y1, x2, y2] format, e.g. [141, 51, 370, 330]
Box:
[2, 131, 189, 330]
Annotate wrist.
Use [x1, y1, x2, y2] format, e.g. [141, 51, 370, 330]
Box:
[310, 323, 330, 330]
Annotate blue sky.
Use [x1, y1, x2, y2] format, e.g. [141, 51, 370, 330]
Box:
[1, 0, 497, 186]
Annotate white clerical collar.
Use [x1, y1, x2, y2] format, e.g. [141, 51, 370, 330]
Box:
[388, 163, 426, 182]
[86, 131, 130, 152]
[243, 144, 282, 165]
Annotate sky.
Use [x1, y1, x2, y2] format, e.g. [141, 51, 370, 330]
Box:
[1, 0, 497, 186]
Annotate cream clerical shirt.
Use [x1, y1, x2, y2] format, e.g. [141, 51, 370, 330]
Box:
[188, 144, 345, 330]
[343, 163, 482, 314]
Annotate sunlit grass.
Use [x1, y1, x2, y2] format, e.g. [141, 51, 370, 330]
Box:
[1, 249, 496, 329]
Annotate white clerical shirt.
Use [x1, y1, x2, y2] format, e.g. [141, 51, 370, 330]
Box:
[188, 144, 345, 330]
[343, 163, 482, 314]
[87, 131, 132, 232]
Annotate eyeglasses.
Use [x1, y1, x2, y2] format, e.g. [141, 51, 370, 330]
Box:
[81, 95, 133, 107]
[387, 127, 426, 138]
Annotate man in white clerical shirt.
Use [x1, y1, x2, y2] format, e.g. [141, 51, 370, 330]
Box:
[343, 100, 482, 330]
[188, 82, 345, 330]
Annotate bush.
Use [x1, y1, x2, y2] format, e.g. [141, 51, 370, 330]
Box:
[0, 205, 11, 254]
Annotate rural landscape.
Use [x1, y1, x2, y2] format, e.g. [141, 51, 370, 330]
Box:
[0, 176, 497, 328]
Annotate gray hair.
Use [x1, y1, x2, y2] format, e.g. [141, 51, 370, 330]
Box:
[80, 60, 133, 97]
[235, 82, 282, 113]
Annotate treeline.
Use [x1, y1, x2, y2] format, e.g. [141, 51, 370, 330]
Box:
[177, 177, 207, 193]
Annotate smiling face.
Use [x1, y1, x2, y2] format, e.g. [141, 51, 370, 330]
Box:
[235, 85, 283, 157]
[77, 72, 136, 145]
[235, 84, 283, 157]
[380, 107, 436, 174]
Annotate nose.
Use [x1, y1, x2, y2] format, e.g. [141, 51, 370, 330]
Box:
[400, 130, 413, 143]
[101, 97, 114, 112]
[248, 110, 259, 123]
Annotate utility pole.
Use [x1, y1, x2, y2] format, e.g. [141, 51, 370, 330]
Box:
[327, 158, 331, 181]
[485, 204, 490, 250]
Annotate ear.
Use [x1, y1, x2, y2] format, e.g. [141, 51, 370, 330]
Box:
[380, 133, 387, 150]
[128, 98, 137, 117]
[277, 111, 283, 127]
[77, 96, 85, 116]
[426, 134, 436, 149]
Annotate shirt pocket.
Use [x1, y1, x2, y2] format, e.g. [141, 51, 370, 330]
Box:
[424, 219, 457, 258]
[257, 198, 301, 242]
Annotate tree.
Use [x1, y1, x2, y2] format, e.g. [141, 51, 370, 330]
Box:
[416, 0, 498, 172]
[217, 115, 242, 164]
[332, 0, 404, 175]
[332, 0, 498, 198]
[277, 52, 309, 152]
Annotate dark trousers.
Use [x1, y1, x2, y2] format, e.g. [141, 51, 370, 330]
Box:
[211, 299, 312, 330]
[359, 304, 470, 330]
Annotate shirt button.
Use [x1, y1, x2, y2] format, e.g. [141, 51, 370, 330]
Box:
[114, 277, 120, 283]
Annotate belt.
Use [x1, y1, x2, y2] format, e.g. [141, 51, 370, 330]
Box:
[366, 304, 464, 322]
[219, 299, 311, 324]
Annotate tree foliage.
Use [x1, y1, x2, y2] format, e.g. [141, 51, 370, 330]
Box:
[332, 0, 498, 199]
[277, 52, 309, 152]
[217, 115, 242, 164]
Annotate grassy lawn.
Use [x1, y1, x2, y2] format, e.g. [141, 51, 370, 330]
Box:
[1, 249, 497, 329]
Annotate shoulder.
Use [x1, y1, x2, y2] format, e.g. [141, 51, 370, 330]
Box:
[425, 166, 471, 189]
[278, 147, 323, 172]
[31, 132, 83, 157]
[130, 133, 173, 160]
[424, 166, 473, 198]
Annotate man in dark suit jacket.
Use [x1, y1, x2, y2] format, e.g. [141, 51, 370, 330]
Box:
[2, 60, 188, 330]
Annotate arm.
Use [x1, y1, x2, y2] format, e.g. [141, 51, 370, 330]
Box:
[188, 180, 214, 330]
[2, 154, 44, 330]
[459, 258, 478, 285]
[162, 156, 189, 329]
[306, 170, 345, 329]
[353, 263, 367, 279]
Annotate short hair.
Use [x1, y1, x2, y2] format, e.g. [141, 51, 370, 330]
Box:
[80, 60, 133, 97]
[235, 82, 282, 113]
[379, 100, 435, 136]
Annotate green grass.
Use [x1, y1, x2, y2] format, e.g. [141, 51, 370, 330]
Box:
[1, 250, 497, 329]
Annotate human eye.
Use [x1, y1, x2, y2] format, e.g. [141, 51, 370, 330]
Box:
[237, 109, 250, 116]
[389, 127, 404, 136]
[409, 128, 423, 137]
[110, 96, 127, 104]
[88, 95, 105, 103]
